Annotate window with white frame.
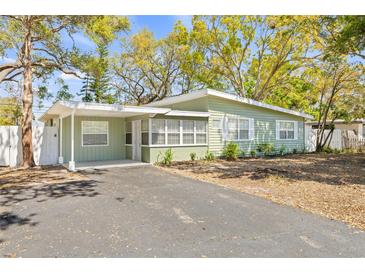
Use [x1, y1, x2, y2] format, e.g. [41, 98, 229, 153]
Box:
[141, 120, 149, 145]
[150, 119, 207, 146]
[226, 116, 252, 140]
[167, 119, 180, 145]
[239, 119, 250, 140]
[82, 121, 108, 146]
[182, 120, 194, 144]
[151, 119, 165, 145]
[277, 120, 296, 140]
[196, 120, 207, 144]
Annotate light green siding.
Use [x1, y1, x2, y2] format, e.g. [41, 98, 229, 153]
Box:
[207, 96, 305, 155]
[126, 146, 133, 160]
[164, 97, 209, 112]
[147, 146, 207, 163]
[62, 116, 125, 162]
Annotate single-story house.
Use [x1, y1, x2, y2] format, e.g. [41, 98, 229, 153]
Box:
[40, 89, 313, 170]
[306, 119, 365, 139]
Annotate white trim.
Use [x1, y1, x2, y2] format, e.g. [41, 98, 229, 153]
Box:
[223, 115, 253, 141]
[81, 120, 109, 147]
[58, 116, 63, 164]
[69, 109, 75, 172]
[149, 118, 208, 146]
[276, 120, 298, 140]
[39, 100, 172, 122]
[149, 144, 208, 148]
[147, 89, 313, 119]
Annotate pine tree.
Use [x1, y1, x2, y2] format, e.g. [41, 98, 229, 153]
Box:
[78, 74, 94, 102]
[91, 44, 114, 103]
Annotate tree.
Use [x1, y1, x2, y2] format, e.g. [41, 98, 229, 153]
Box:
[0, 97, 22, 125]
[112, 28, 203, 104]
[0, 16, 129, 167]
[322, 16, 365, 59]
[54, 79, 74, 102]
[78, 74, 94, 102]
[174, 16, 317, 102]
[306, 58, 365, 151]
[90, 43, 113, 103]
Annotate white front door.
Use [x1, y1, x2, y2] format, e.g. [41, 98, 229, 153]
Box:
[132, 120, 141, 161]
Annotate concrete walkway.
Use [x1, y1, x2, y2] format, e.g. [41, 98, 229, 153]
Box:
[1, 166, 364, 257]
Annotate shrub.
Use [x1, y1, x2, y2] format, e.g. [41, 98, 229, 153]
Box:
[279, 145, 286, 155]
[190, 152, 197, 161]
[321, 146, 333, 153]
[250, 150, 256, 157]
[223, 142, 240, 161]
[293, 148, 297, 154]
[240, 149, 246, 158]
[159, 148, 173, 166]
[204, 150, 215, 161]
[256, 143, 274, 156]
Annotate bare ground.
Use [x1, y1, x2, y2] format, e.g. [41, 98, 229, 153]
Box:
[160, 153, 365, 231]
[0, 166, 88, 190]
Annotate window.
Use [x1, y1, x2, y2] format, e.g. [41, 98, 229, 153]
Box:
[228, 118, 238, 140]
[225, 116, 252, 140]
[196, 120, 207, 144]
[150, 118, 207, 146]
[239, 119, 249, 140]
[182, 120, 194, 144]
[277, 120, 296, 140]
[141, 120, 149, 145]
[82, 121, 108, 146]
[167, 120, 180, 145]
[151, 119, 165, 145]
[125, 121, 132, 145]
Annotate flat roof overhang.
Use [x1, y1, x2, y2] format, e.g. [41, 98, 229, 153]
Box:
[39, 101, 210, 122]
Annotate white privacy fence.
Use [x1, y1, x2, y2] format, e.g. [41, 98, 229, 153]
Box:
[0, 126, 58, 167]
[305, 125, 363, 152]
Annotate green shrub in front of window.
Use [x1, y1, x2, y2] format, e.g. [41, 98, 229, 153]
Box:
[158, 148, 174, 166]
[204, 150, 215, 161]
[250, 150, 256, 157]
[223, 142, 240, 161]
[257, 143, 274, 156]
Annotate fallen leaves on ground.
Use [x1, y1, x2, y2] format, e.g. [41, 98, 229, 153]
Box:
[0, 166, 88, 190]
[161, 153, 365, 231]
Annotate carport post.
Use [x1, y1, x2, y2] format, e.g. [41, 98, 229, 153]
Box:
[68, 110, 76, 171]
[58, 116, 63, 164]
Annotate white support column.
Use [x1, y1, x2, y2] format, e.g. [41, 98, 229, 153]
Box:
[58, 116, 63, 164]
[68, 110, 76, 171]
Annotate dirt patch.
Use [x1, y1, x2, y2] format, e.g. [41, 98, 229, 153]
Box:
[0, 166, 88, 190]
[160, 153, 365, 231]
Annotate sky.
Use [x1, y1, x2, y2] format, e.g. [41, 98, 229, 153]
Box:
[0, 15, 193, 119]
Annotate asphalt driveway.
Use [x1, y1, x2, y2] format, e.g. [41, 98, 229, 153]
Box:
[1, 166, 365, 257]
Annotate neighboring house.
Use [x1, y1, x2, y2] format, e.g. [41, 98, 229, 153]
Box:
[306, 119, 365, 140]
[40, 89, 313, 170]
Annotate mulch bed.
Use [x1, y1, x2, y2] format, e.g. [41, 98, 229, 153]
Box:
[160, 153, 365, 231]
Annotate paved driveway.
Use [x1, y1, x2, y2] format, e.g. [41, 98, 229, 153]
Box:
[1, 166, 365, 257]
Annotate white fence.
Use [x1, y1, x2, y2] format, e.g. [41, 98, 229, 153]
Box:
[0, 126, 59, 167]
[305, 125, 363, 152]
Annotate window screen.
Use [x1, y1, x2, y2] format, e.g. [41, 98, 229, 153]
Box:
[278, 121, 295, 140]
[82, 121, 108, 146]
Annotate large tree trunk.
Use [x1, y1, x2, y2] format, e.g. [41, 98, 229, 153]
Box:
[21, 17, 35, 168]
